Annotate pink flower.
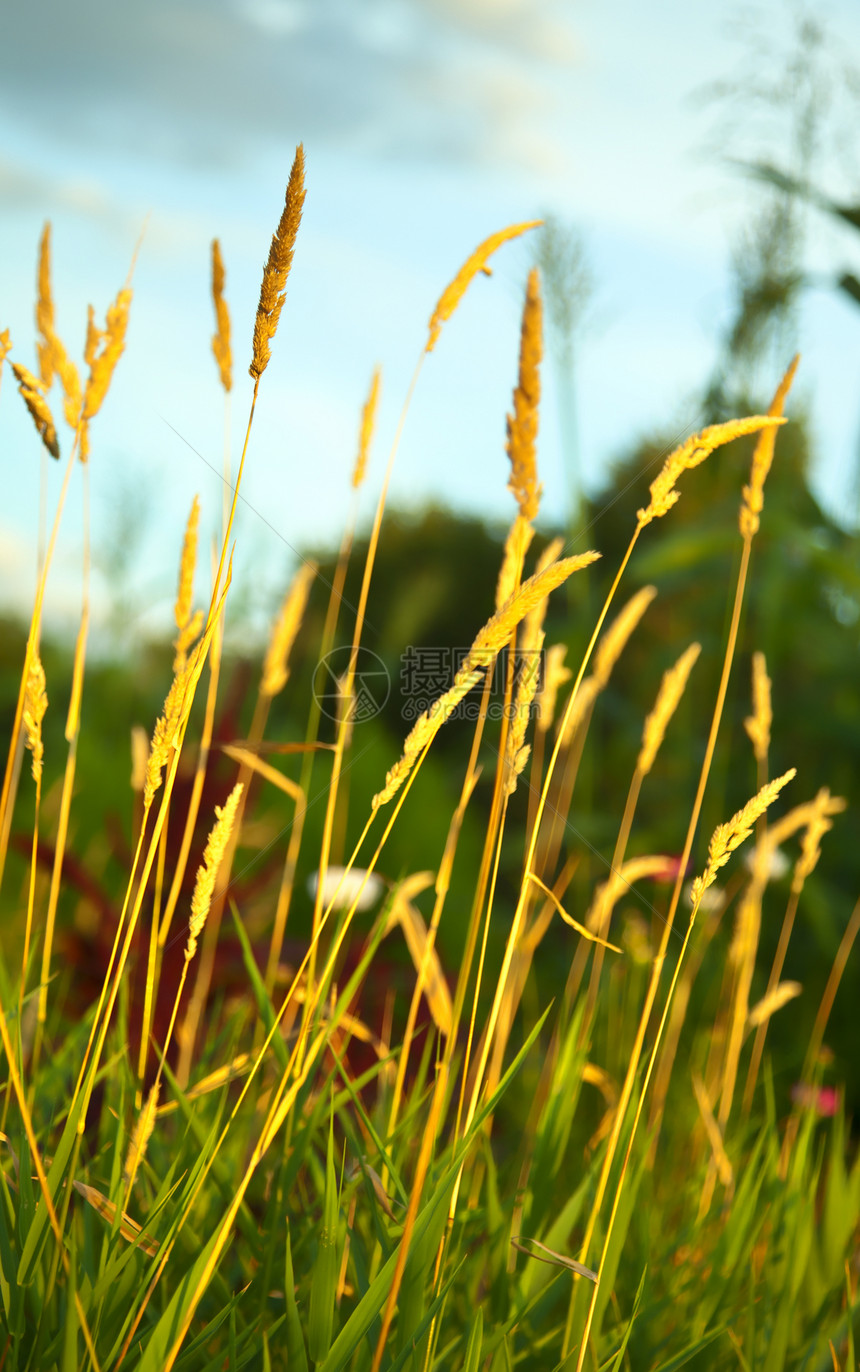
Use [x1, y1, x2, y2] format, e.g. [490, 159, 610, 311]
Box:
[790, 1082, 839, 1116]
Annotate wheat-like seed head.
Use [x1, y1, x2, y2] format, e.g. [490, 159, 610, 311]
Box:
[690, 768, 796, 906]
[23, 654, 48, 784]
[130, 726, 149, 794]
[637, 641, 701, 776]
[740, 354, 799, 539]
[504, 627, 545, 797]
[187, 783, 244, 962]
[537, 643, 572, 734]
[123, 1080, 160, 1189]
[586, 855, 677, 939]
[637, 416, 786, 528]
[82, 287, 132, 422]
[743, 651, 772, 765]
[353, 366, 380, 489]
[0, 329, 11, 366]
[496, 515, 535, 610]
[250, 145, 306, 380]
[373, 551, 599, 808]
[792, 787, 845, 894]
[506, 266, 543, 522]
[35, 223, 56, 388]
[593, 585, 657, 687]
[261, 560, 317, 698]
[11, 361, 59, 460]
[558, 586, 656, 746]
[209, 238, 233, 393]
[425, 220, 542, 353]
[174, 496, 200, 637]
[31, 231, 82, 431]
[143, 666, 190, 810]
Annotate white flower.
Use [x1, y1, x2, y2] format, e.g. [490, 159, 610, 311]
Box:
[307, 865, 384, 912]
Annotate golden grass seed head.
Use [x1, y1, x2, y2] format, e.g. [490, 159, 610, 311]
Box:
[505, 266, 543, 522]
[536, 642, 572, 734]
[35, 222, 56, 388]
[637, 641, 701, 776]
[743, 651, 772, 764]
[593, 585, 657, 687]
[261, 560, 317, 698]
[23, 653, 48, 784]
[504, 627, 545, 797]
[691, 768, 796, 904]
[425, 219, 542, 353]
[249, 144, 306, 381]
[186, 783, 244, 962]
[174, 496, 200, 631]
[81, 286, 132, 445]
[352, 366, 380, 489]
[495, 515, 535, 610]
[123, 1079, 160, 1189]
[210, 238, 232, 393]
[637, 415, 786, 529]
[11, 361, 60, 459]
[143, 667, 189, 810]
[740, 354, 799, 539]
[373, 552, 598, 808]
[0, 329, 12, 366]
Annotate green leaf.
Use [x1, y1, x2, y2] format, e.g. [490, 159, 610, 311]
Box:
[284, 1227, 309, 1372]
[308, 1109, 340, 1364]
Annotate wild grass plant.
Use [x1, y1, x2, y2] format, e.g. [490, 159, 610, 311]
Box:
[1, 151, 859, 1371]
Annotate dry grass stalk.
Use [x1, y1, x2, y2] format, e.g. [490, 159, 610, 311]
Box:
[747, 981, 801, 1029]
[186, 783, 244, 962]
[506, 267, 543, 522]
[353, 367, 380, 489]
[23, 655, 48, 784]
[261, 560, 317, 698]
[638, 642, 701, 775]
[690, 768, 796, 906]
[35, 223, 56, 387]
[123, 1079, 160, 1188]
[527, 871, 621, 951]
[637, 416, 785, 528]
[425, 220, 542, 353]
[537, 643, 572, 733]
[250, 144, 306, 380]
[743, 651, 772, 765]
[386, 894, 453, 1038]
[740, 354, 800, 538]
[373, 551, 598, 808]
[210, 239, 232, 393]
[496, 515, 535, 609]
[173, 496, 201, 672]
[11, 362, 59, 459]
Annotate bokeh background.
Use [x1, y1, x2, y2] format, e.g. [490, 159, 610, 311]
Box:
[2, 0, 860, 635]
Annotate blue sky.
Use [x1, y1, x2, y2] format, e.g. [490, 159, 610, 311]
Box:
[1, 0, 859, 636]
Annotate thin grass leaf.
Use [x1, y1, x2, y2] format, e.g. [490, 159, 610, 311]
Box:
[308, 1111, 340, 1363]
[463, 1308, 484, 1372]
[510, 1236, 597, 1282]
[606, 1266, 646, 1372]
[284, 1227, 310, 1372]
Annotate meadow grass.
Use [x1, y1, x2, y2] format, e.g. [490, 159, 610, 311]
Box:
[0, 162, 858, 1371]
